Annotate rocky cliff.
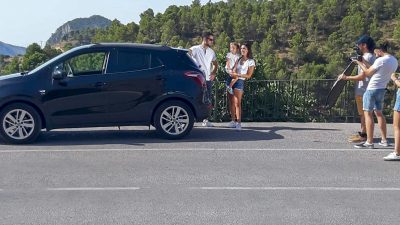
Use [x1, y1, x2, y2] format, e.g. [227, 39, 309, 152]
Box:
[46, 15, 111, 46]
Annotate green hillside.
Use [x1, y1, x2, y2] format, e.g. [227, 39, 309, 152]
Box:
[2, 0, 400, 79]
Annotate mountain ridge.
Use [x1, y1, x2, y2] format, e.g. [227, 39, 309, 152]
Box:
[0, 41, 26, 56]
[46, 15, 112, 46]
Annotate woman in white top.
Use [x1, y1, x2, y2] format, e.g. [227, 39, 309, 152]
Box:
[227, 43, 256, 130]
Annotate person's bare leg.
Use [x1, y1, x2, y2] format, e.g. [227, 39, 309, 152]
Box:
[360, 114, 366, 134]
[374, 110, 387, 142]
[394, 111, 400, 155]
[227, 93, 236, 121]
[234, 89, 243, 123]
[357, 96, 366, 134]
[364, 111, 374, 144]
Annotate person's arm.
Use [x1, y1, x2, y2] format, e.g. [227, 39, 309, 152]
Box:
[233, 63, 255, 79]
[339, 71, 366, 81]
[229, 58, 239, 78]
[209, 52, 218, 81]
[391, 73, 400, 87]
[210, 60, 218, 81]
[237, 66, 255, 79]
[226, 57, 231, 72]
[353, 59, 377, 77]
[234, 60, 255, 79]
[362, 58, 372, 68]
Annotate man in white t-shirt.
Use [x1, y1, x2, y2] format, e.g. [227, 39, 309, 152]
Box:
[352, 42, 398, 149]
[189, 32, 218, 127]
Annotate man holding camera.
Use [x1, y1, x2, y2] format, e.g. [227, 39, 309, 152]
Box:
[339, 35, 376, 143]
[340, 41, 398, 149]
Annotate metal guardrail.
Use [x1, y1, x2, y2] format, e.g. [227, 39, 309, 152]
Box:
[209, 79, 397, 122]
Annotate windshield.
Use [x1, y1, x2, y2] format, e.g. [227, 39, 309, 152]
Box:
[28, 45, 94, 74]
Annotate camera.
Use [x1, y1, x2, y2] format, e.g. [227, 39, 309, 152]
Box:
[349, 46, 363, 62]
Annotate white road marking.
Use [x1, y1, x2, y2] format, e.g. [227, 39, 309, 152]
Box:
[1, 187, 399, 192]
[191, 187, 400, 191]
[47, 187, 141, 191]
[0, 148, 393, 153]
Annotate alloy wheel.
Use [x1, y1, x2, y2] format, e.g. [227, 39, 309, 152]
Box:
[159, 106, 190, 135]
[2, 109, 35, 140]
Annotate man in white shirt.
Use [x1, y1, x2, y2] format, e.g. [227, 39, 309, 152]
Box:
[351, 42, 398, 149]
[189, 32, 218, 127]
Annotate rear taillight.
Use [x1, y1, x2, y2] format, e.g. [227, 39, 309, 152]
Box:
[184, 71, 206, 87]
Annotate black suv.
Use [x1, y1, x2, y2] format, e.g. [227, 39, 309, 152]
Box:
[0, 43, 210, 144]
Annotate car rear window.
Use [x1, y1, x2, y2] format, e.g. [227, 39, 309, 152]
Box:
[176, 51, 199, 68]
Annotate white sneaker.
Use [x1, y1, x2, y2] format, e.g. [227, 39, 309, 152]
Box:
[202, 119, 214, 127]
[383, 152, 400, 161]
[235, 122, 242, 131]
[228, 121, 236, 128]
[378, 140, 390, 147]
[354, 142, 374, 149]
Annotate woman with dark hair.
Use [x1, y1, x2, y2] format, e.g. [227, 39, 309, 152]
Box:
[226, 42, 255, 130]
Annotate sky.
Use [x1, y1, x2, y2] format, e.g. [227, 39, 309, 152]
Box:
[0, 0, 220, 47]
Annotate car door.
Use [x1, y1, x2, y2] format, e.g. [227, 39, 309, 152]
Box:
[105, 49, 165, 123]
[42, 50, 113, 128]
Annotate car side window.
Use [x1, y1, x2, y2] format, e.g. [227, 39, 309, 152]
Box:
[115, 51, 150, 73]
[151, 55, 164, 68]
[62, 52, 107, 77]
[53, 62, 70, 77]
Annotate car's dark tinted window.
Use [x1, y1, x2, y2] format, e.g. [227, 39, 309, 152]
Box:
[175, 51, 198, 68]
[66, 52, 107, 77]
[151, 55, 163, 68]
[116, 51, 150, 72]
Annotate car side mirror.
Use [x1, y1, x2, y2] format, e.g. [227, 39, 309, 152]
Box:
[52, 68, 65, 80]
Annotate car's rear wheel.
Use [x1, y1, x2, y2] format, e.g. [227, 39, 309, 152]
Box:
[154, 101, 194, 139]
[0, 103, 42, 144]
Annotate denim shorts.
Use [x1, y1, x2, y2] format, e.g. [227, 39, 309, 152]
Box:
[226, 77, 245, 91]
[394, 89, 400, 111]
[363, 89, 386, 112]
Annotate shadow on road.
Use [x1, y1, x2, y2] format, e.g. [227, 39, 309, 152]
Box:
[1, 125, 340, 147]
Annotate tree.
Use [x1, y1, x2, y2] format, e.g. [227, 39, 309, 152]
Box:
[3, 0, 400, 81]
[25, 43, 43, 56]
[137, 9, 158, 43]
[214, 31, 230, 53]
[1, 57, 20, 75]
[290, 33, 307, 67]
[393, 11, 400, 43]
[21, 52, 48, 71]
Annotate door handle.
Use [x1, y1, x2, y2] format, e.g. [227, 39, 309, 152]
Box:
[94, 82, 106, 87]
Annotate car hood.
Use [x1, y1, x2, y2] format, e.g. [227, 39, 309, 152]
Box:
[0, 73, 23, 81]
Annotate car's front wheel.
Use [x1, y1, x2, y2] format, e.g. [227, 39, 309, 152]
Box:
[154, 101, 194, 139]
[0, 103, 42, 144]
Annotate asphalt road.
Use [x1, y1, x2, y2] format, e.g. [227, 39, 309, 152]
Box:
[1, 122, 399, 225]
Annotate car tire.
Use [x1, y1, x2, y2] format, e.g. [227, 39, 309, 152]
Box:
[154, 101, 194, 139]
[0, 103, 42, 144]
